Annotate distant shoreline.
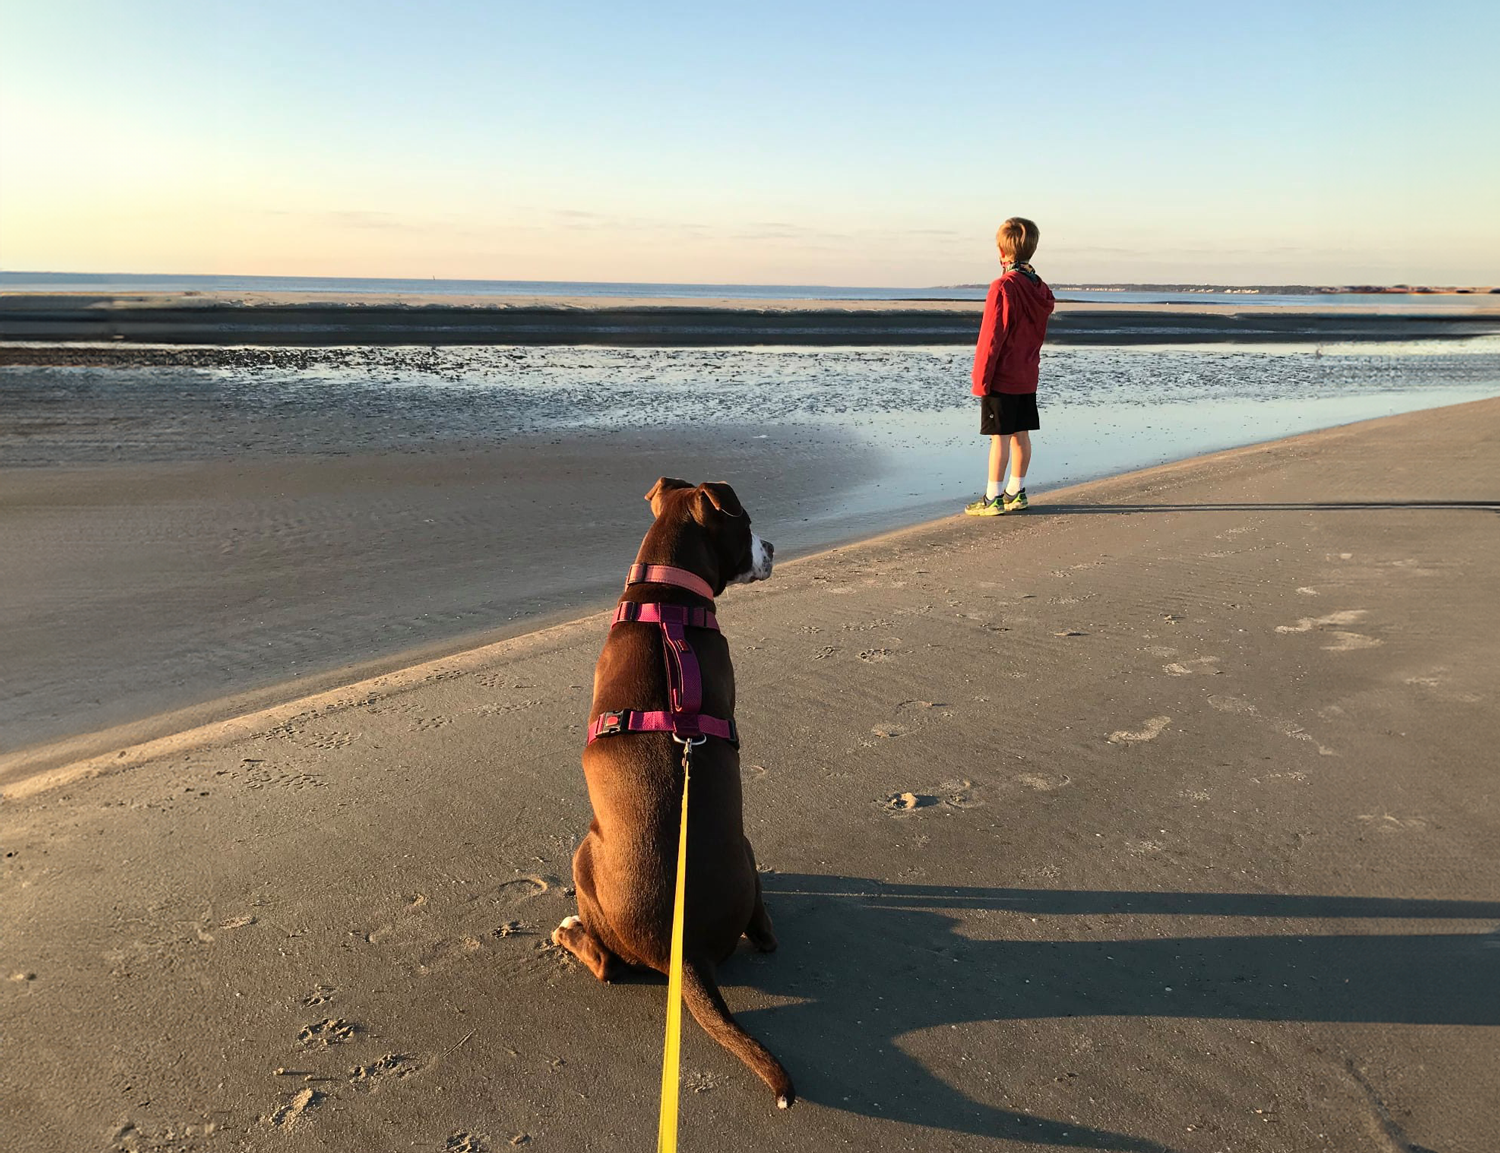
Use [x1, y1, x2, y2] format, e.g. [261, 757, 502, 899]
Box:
[3, 290, 1499, 351]
[959, 283, 1500, 295]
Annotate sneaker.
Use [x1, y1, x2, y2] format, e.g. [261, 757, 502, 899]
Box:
[1002, 488, 1028, 512]
[964, 495, 1002, 516]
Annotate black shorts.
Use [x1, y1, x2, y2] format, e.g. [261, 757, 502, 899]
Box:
[979, 392, 1039, 436]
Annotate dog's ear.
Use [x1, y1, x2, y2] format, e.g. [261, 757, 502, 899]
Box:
[693, 481, 746, 523]
[645, 476, 693, 517]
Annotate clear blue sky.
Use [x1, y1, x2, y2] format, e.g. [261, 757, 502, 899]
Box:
[1, 0, 1496, 285]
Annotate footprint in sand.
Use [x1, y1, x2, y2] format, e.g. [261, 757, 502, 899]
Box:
[1323, 631, 1382, 652]
[1271, 719, 1338, 756]
[497, 875, 555, 902]
[1403, 671, 1482, 703]
[1209, 696, 1337, 756]
[1276, 609, 1382, 651]
[882, 779, 981, 813]
[474, 699, 544, 717]
[1016, 772, 1071, 792]
[308, 730, 356, 750]
[413, 936, 484, 976]
[348, 1052, 421, 1090]
[264, 1087, 324, 1131]
[241, 765, 325, 792]
[1208, 695, 1259, 716]
[298, 1018, 357, 1048]
[110, 1118, 220, 1150]
[1108, 716, 1171, 744]
[1163, 656, 1221, 676]
[1277, 610, 1369, 632]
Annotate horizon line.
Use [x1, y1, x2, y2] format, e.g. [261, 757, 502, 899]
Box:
[3, 269, 1496, 293]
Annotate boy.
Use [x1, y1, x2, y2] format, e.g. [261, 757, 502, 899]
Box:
[964, 217, 1055, 516]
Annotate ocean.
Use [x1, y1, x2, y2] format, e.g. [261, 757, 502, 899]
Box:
[2, 271, 1492, 310]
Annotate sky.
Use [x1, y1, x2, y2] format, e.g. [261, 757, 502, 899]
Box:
[1, 1, 1496, 286]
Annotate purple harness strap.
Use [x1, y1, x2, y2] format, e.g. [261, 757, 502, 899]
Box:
[586, 567, 738, 747]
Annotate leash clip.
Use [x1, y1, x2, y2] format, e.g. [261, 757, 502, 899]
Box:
[672, 732, 706, 773]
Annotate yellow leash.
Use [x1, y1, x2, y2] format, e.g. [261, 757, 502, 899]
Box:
[657, 735, 701, 1153]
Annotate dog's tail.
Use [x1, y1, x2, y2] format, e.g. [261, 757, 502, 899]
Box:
[681, 957, 794, 1108]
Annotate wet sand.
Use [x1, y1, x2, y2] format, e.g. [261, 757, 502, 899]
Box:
[3, 400, 1499, 1152]
[0, 426, 878, 764]
[5, 290, 1500, 348]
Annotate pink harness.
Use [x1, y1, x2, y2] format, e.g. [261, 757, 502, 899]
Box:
[585, 564, 739, 747]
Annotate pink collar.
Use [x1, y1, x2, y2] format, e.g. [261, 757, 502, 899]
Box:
[626, 563, 716, 602]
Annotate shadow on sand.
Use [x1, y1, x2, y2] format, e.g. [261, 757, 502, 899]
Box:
[1038, 500, 1499, 515]
[731, 875, 1500, 1150]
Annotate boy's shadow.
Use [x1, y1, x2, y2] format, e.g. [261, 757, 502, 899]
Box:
[730, 874, 1500, 1150]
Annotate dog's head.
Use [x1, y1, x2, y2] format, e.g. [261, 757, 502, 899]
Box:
[645, 477, 774, 587]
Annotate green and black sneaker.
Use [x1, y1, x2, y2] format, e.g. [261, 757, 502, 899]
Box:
[964, 495, 1002, 517]
[1002, 488, 1028, 512]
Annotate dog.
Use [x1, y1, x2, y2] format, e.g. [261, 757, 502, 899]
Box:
[551, 477, 793, 1108]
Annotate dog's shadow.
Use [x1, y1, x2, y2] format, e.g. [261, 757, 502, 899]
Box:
[729, 874, 1500, 1150]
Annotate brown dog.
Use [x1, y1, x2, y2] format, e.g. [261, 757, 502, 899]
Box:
[551, 477, 793, 1108]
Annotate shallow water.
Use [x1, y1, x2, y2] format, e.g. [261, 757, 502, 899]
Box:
[7, 336, 1499, 552]
[6, 337, 1500, 474]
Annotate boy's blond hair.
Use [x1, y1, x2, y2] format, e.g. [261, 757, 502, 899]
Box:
[996, 217, 1039, 263]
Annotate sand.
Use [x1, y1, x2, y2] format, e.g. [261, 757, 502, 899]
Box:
[0, 425, 878, 766]
[3, 399, 1498, 1152]
[5, 290, 1500, 348]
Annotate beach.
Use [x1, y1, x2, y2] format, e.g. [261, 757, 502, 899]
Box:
[3, 399, 1498, 1152]
[4, 291, 1500, 347]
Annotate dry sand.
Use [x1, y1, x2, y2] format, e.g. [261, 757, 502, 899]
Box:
[5, 290, 1499, 348]
[3, 400, 1499, 1152]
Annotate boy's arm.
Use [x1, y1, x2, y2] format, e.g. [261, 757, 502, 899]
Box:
[970, 279, 1010, 394]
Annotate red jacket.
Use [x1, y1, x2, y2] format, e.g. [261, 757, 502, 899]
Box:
[970, 269, 1055, 396]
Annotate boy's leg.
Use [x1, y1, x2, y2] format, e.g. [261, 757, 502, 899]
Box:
[1002, 431, 1031, 510]
[1005, 431, 1032, 494]
[967, 434, 1008, 514]
[987, 434, 1009, 500]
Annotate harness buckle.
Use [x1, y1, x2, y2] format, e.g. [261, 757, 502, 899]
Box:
[597, 711, 625, 737]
